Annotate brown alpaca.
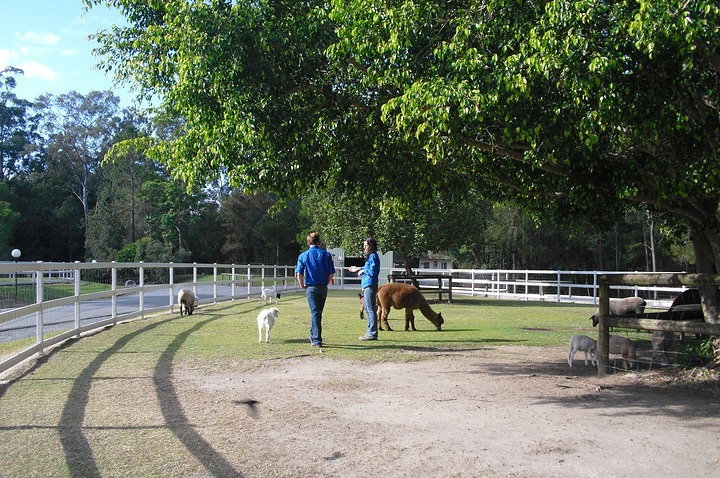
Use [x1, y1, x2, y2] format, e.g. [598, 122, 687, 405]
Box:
[376, 283, 444, 331]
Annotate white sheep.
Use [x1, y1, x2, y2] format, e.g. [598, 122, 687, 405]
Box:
[609, 334, 637, 370]
[260, 286, 281, 304]
[568, 335, 598, 367]
[178, 288, 196, 316]
[590, 297, 646, 326]
[650, 330, 676, 368]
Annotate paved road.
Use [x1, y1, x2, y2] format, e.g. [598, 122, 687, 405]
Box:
[0, 284, 266, 345]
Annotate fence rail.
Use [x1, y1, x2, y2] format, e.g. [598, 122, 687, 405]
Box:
[381, 268, 688, 309]
[0, 261, 298, 375]
[0, 261, 692, 376]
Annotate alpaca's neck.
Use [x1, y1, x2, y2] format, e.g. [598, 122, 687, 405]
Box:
[417, 295, 437, 320]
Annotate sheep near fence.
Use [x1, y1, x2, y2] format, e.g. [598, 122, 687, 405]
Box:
[596, 273, 720, 377]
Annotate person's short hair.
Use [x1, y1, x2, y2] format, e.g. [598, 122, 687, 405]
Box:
[307, 232, 321, 245]
[364, 237, 378, 254]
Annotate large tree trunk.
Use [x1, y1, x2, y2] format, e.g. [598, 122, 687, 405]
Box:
[398, 251, 420, 288]
[692, 228, 720, 324]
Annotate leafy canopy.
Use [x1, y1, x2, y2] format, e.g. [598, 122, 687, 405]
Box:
[87, 1, 720, 269]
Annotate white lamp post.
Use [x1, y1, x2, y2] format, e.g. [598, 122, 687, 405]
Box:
[11, 249, 21, 303]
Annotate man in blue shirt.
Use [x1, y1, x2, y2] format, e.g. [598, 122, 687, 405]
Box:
[350, 237, 380, 340]
[296, 232, 335, 347]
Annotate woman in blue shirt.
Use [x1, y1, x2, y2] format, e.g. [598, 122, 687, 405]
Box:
[350, 237, 380, 341]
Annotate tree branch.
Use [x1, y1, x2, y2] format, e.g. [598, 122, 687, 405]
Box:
[461, 136, 570, 177]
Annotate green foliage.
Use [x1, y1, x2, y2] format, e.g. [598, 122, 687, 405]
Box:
[116, 242, 137, 262]
[0, 181, 20, 253]
[0, 67, 33, 180]
[133, 237, 186, 263]
[86, 117, 165, 261]
[305, 188, 493, 270]
[85, 1, 720, 274]
[677, 336, 717, 369]
[36, 91, 122, 225]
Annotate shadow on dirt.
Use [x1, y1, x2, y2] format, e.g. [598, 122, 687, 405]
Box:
[470, 358, 720, 421]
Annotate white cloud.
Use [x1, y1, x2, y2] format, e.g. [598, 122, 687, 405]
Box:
[18, 45, 54, 58]
[15, 31, 61, 46]
[61, 49, 79, 58]
[17, 62, 56, 81]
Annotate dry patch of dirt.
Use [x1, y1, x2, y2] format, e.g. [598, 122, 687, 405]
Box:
[171, 345, 720, 477]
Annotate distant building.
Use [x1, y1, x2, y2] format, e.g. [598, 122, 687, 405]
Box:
[327, 247, 452, 273]
[327, 248, 396, 271]
[419, 251, 453, 270]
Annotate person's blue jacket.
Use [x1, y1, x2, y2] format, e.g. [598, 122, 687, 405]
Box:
[361, 252, 380, 289]
[296, 246, 335, 285]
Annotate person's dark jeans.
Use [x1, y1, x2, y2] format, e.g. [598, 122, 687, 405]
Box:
[364, 284, 378, 338]
[306, 285, 328, 345]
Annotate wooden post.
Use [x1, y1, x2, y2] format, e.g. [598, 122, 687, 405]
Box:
[597, 282, 610, 377]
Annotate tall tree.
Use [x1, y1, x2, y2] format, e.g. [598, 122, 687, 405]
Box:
[36, 91, 121, 227]
[86, 113, 164, 260]
[0, 182, 20, 253]
[252, 198, 307, 265]
[0, 67, 33, 180]
[10, 169, 87, 261]
[329, 0, 720, 318]
[141, 176, 202, 251]
[87, 1, 720, 321]
[219, 191, 274, 264]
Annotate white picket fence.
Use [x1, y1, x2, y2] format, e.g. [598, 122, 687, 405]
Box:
[0, 260, 689, 376]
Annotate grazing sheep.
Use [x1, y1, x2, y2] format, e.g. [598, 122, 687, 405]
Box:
[590, 297, 646, 327]
[376, 283, 444, 331]
[178, 288, 196, 316]
[609, 334, 637, 370]
[568, 335, 598, 367]
[650, 330, 676, 368]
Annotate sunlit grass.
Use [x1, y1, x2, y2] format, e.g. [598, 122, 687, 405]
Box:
[1, 290, 602, 374]
[140, 289, 601, 366]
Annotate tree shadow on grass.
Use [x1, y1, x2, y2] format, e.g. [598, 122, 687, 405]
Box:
[55, 314, 243, 478]
[57, 319, 175, 478]
[153, 314, 243, 477]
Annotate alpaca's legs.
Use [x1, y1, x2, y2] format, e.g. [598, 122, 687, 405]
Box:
[404, 309, 416, 331]
[378, 304, 392, 331]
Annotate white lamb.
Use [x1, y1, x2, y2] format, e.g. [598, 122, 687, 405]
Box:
[260, 286, 281, 304]
[568, 335, 598, 367]
[257, 307, 279, 343]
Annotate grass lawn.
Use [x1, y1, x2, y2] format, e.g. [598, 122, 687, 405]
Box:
[0, 289, 610, 381]
[1, 289, 636, 374]
[142, 289, 603, 365]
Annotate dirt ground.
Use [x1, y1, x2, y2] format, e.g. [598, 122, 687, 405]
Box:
[170, 345, 720, 478]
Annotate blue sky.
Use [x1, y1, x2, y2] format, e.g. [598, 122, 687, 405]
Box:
[0, 0, 138, 107]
